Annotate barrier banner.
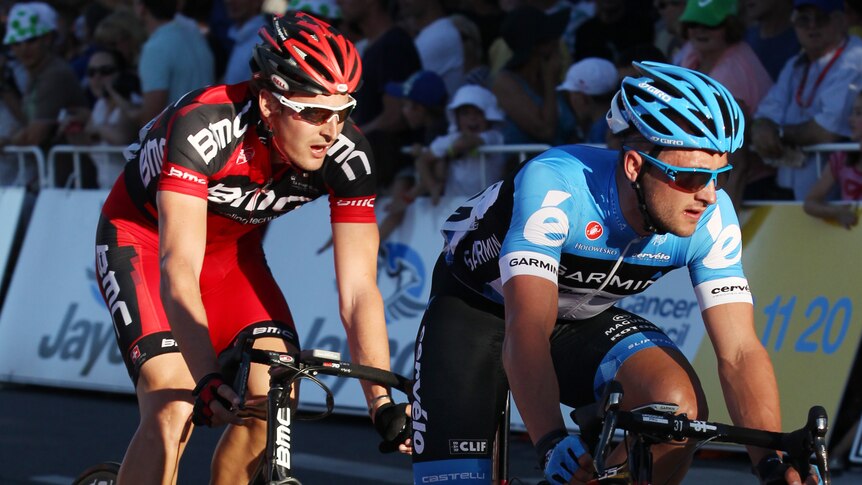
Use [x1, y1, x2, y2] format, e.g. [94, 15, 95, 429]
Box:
[692, 205, 862, 437]
[0, 187, 26, 299]
[263, 196, 463, 413]
[0, 189, 131, 392]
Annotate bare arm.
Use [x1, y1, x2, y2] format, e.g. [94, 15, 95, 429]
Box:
[703, 302, 782, 464]
[157, 191, 215, 381]
[502, 275, 565, 443]
[331, 222, 392, 406]
[803, 164, 858, 229]
[783, 119, 844, 147]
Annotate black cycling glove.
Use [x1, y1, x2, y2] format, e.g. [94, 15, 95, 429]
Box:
[373, 401, 411, 453]
[754, 454, 793, 485]
[191, 373, 234, 427]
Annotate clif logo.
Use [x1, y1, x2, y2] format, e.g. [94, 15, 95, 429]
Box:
[585, 221, 603, 240]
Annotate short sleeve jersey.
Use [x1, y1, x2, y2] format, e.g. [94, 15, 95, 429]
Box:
[121, 82, 377, 240]
[440, 145, 751, 320]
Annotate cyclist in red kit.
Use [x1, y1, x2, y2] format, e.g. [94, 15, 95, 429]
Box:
[94, 12, 410, 484]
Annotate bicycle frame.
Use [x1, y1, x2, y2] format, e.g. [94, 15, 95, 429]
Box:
[227, 338, 411, 485]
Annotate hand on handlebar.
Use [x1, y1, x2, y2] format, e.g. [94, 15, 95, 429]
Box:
[755, 454, 821, 485]
[372, 401, 412, 454]
[541, 434, 593, 485]
[191, 373, 243, 427]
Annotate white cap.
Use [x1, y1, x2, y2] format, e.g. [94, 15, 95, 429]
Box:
[4, 2, 57, 45]
[446, 84, 505, 129]
[557, 57, 618, 96]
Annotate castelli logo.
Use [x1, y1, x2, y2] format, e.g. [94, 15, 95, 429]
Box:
[585, 221, 603, 240]
[336, 83, 348, 94]
[270, 74, 290, 91]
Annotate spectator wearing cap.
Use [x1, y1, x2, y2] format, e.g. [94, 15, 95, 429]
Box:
[572, 0, 655, 62]
[744, 0, 800, 81]
[558, 57, 618, 144]
[397, 0, 465, 96]
[491, 5, 576, 146]
[222, 0, 266, 84]
[417, 84, 506, 203]
[377, 69, 449, 240]
[135, 0, 215, 126]
[752, 0, 862, 200]
[677, 0, 774, 206]
[1, 2, 88, 186]
[677, 0, 772, 117]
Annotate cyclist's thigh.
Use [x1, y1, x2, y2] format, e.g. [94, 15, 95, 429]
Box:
[412, 262, 508, 484]
[550, 307, 681, 408]
[201, 229, 296, 356]
[95, 214, 178, 386]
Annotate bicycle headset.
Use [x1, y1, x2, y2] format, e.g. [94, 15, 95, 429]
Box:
[251, 12, 362, 96]
[605, 61, 745, 233]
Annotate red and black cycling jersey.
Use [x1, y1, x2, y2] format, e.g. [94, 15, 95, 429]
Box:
[121, 81, 376, 236]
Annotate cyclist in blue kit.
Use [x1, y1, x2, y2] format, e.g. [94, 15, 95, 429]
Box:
[410, 62, 818, 485]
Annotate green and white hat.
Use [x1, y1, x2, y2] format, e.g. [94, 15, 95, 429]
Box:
[4, 2, 57, 45]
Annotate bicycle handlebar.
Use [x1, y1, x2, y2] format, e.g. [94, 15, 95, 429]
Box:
[573, 380, 831, 485]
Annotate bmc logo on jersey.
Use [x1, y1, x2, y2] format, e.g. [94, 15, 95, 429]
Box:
[167, 166, 206, 184]
[187, 101, 252, 164]
[585, 221, 603, 240]
[335, 197, 374, 208]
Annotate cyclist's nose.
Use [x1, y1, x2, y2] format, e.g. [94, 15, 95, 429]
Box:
[697, 180, 718, 204]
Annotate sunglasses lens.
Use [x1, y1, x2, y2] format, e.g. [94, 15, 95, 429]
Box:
[298, 105, 354, 125]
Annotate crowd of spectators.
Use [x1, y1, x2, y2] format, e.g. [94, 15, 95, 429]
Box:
[0, 0, 861, 227]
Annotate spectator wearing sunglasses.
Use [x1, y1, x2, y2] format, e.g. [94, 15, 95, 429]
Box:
[752, 0, 862, 201]
[410, 61, 817, 485]
[675, 0, 773, 206]
[63, 48, 142, 189]
[94, 13, 409, 485]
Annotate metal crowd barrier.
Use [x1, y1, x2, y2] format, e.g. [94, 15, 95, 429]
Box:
[0, 145, 46, 187]
[3, 142, 860, 191]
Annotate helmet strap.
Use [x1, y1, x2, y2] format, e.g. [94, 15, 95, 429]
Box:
[631, 148, 668, 235]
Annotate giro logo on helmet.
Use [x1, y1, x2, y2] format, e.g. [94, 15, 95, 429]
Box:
[650, 136, 684, 146]
[637, 81, 672, 102]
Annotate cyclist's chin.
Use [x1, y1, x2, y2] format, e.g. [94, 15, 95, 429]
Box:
[285, 149, 327, 172]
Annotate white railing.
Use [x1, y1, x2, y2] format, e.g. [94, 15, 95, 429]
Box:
[3, 141, 859, 192]
[45, 144, 127, 189]
[1, 145, 46, 187]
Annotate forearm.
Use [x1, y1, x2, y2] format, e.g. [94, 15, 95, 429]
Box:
[718, 346, 783, 463]
[160, 264, 217, 381]
[340, 288, 392, 401]
[782, 120, 842, 147]
[503, 329, 566, 444]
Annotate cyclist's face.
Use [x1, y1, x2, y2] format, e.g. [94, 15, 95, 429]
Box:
[632, 148, 727, 237]
[262, 91, 350, 171]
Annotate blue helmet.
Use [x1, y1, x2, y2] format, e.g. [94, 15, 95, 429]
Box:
[606, 61, 745, 153]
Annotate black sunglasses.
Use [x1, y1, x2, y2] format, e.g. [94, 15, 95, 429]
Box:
[87, 65, 118, 77]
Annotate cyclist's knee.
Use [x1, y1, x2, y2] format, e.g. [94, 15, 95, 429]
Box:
[140, 399, 194, 445]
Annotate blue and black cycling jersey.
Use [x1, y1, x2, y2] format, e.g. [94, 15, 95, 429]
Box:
[440, 144, 752, 317]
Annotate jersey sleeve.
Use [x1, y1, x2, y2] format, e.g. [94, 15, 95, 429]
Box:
[499, 155, 577, 285]
[686, 192, 753, 310]
[323, 121, 378, 223]
[156, 106, 217, 199]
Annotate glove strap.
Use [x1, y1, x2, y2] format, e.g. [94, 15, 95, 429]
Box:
[535, 428, 569, 469]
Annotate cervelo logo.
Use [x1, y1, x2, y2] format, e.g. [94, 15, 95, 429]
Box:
[638, 81, 672, 102]
[632, 251, 671, 261]
[187, 101, 252, 164]
[711, 283, 750, 295]
[449, 440, 488, 454]
[412, 325, 429, 454]
[523, 190, 571, 247]
[585, 221, 603, 240]
[167, 166, 206, 184]
[335, 197, 375, 207]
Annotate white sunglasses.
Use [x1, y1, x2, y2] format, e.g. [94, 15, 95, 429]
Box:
[270, 91, 357, 125]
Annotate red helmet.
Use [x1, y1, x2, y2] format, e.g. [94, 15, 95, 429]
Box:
[252, 12, 362, 95]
